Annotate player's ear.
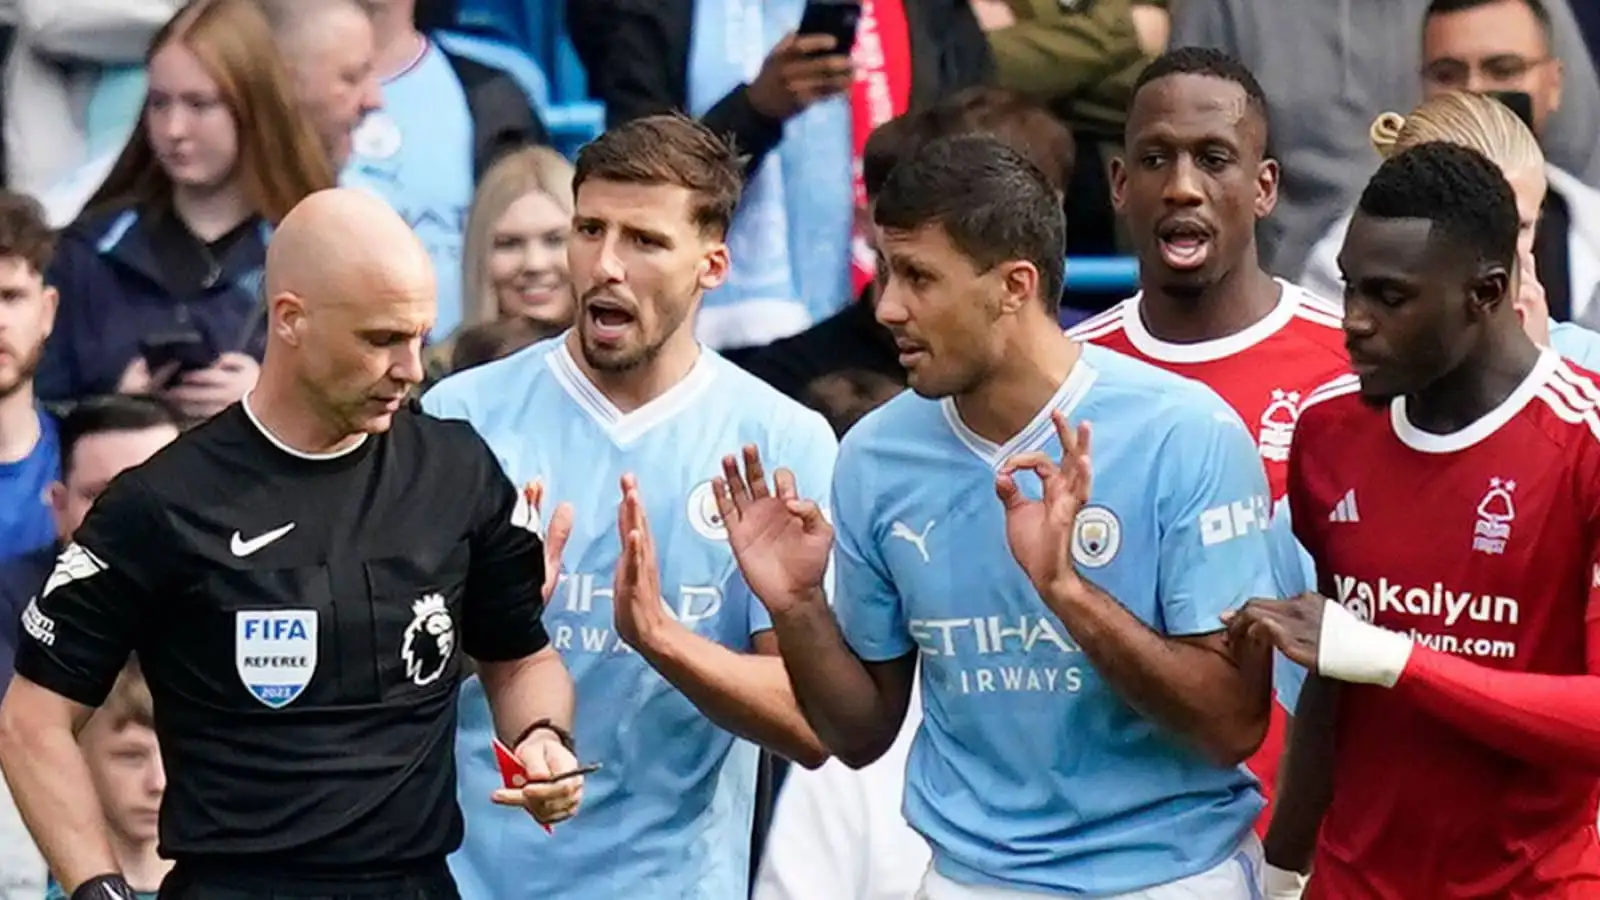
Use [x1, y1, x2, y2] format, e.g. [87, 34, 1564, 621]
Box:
[1109, 155, 1129, 213]
[1469, 263, 1513, 319]
[270, 292, 308, 347]
[46, 481, 68, 530]
[996, 259, 1037, 316]
[1254, 157, 1280, 219]
[698, 241, 730, 293]
[39, 284, 58, 340]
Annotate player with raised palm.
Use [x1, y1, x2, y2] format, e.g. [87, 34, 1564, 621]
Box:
[707, 446, 832, 616]
[707, 417, 1097, 616]
[694, 134, 1281, 899]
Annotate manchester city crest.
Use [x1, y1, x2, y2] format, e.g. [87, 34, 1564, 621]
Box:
[1071, 505, 1122, 569]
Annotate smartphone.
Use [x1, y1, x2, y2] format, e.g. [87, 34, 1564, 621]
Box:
[1487, 90, 1535, 131]
[139, 330, 217, 375]
[797, 0, 861, 56]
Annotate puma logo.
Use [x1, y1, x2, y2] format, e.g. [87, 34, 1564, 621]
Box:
[889, 519, 935, 563]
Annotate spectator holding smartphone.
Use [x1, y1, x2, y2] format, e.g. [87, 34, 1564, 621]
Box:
[570, 0, 990, 350]
[35, 0, 333, 420]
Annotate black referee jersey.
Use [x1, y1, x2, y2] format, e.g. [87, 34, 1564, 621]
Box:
[14, 401, 549, 877]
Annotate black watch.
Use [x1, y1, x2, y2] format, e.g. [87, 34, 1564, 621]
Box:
[513, 718, 575, 754]
[72, 875, 137, 900]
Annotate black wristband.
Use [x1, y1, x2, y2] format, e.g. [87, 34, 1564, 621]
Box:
[71, 875, 136, 900]
[513, 718, 575, 754]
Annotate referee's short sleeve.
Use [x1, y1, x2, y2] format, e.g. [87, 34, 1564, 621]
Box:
[16, 474, 161, 707]
[461, 433, 550, 662]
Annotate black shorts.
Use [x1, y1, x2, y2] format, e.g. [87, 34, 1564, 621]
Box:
[158, 861, 458, 900]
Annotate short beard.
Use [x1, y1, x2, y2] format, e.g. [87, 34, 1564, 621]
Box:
[579, 285, 695, 374]
[582, 335, 664, 374]
[0, 340, 43, 400]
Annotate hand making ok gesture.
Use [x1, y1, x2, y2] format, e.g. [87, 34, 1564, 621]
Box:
[995, 410, 1093, 597]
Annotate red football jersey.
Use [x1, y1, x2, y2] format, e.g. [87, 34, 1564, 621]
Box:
[1070, 279, 1349, 502]
[1291, 353, 1600, 899]
[1071, 279, 1349, 836]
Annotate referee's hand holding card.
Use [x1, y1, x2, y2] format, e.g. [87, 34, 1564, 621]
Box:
[491, 727, 585, 825]
[490, 480, 586, 826]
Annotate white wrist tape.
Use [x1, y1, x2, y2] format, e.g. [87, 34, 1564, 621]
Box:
[1316, 597, 1414, 688]
[1264, 864, 1308, 900]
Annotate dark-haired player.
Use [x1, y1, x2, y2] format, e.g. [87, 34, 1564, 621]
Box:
[1234, 141, 1600, 898]
[1069, 46, 1349, 837]
[427, 114, 838, 900]
[718, 134, 1278, 898]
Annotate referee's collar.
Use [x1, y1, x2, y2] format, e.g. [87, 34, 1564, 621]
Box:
[241, 391, 370, 460]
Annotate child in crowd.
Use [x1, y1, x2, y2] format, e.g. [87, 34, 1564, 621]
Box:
[44, 659, 167, 900]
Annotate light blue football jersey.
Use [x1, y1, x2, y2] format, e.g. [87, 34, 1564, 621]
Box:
[1268, 497, 1317, 713]
[342, 42, 475, 338]
[423, 335, 838, 900]
[1551, 321, 1600, 372]
[832, 343, 1272, 896]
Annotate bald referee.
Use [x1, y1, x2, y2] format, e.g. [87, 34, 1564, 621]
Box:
[0, 189, 580, 900]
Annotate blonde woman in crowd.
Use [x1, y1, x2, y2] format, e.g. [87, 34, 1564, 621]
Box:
[1301, 91, 1600, 368]
[425, 146, 575, 382]
[34, 0, 334, 420]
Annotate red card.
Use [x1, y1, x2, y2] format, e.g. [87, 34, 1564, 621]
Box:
[493, 737, 528, 787]
[492, 737, 553, 834]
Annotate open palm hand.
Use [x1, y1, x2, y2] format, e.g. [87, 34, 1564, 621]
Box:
[524, 481, 575, 604]
[612, 474, 669, 648]
[713, 445, 832, 615]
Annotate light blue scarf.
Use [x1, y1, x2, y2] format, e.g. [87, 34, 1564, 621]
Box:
[687, 0, 855, 349]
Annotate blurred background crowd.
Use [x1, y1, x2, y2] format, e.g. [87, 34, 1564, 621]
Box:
[1, 0, 1599, 897]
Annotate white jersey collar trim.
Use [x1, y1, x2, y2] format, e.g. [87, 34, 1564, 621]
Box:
[941, 351, 1098, 468]
[241, 391, 369, 460]
[1123, 278, 1298, 364]
[1389, 349, 1557, 454]
[547, 340, 716, 446]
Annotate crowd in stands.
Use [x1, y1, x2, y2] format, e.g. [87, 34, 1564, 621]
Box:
[1, 0, 1599, 897]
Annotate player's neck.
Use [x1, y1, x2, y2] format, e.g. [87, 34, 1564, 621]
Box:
[171, 181, 252, 244]
[955, 322, 1081, 445]
[1139, 262, 1281, 344]
[111, 832, 169, 893]
[1406, 327, 1544, 435]
[0, 379, 41, 463]
[564, 328, 702, 415]
[371, 7, 425, 80]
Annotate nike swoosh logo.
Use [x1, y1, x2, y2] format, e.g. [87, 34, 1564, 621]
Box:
[230, 523, 296, 557]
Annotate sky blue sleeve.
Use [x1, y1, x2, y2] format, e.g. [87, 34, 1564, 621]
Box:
[1550, 321, 1600, 372]
[420, 375, 471, 421]
[746, 411, 840, 636]
[831, 443, 912, 662]
[1268, 496, 1315, 711]
[1155, 407, 1277, 636]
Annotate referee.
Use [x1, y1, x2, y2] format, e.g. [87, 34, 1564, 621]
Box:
[0, 189, 581, 900]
